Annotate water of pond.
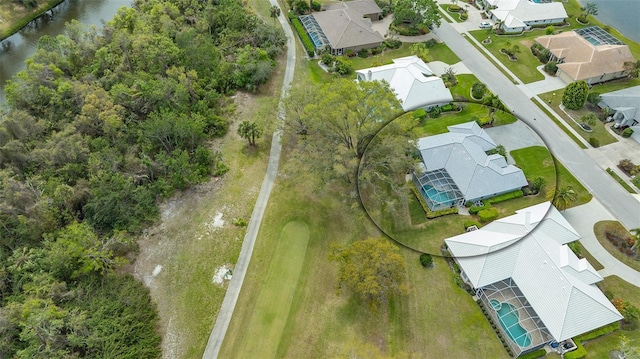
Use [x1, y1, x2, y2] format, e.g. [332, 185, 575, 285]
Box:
[0, 0, 131, 103]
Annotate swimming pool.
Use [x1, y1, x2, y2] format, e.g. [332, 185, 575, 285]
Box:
[584, 36, 602, 46]
[421, 184, 454, 207]
[490, 299, 532, 348]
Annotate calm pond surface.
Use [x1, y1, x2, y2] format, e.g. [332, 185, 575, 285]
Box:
[0, 0, 131, 103]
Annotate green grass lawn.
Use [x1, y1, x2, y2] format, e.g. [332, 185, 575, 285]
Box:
[585, 276, 640, 358]
[511, 146, 556, 184]
[467, 0, 640, 85]
[468, 30, 546, 84]
[414, 103, 517, 137]
[440, 5, 468, 23]
[555, 156, 592, 207]
[531, 97, 588, 149]
[510, 146, 592, 207]
[408, 194, 428, 225]
[219, 169, 509, 358]
[450, 74, 483, 102]
[233, 221, 310, 358]
[538, 90, 618, 146]
[349, 42, 461, 71]
[594, 221, 640, 272]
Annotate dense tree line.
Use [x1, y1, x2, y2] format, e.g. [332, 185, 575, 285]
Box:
[0, 0, 285, 356]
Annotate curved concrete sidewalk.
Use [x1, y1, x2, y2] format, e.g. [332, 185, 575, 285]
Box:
[201, 2, 296, 357]
[563, 199, 640, 287]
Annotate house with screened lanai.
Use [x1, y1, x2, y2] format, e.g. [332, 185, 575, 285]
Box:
[445, 202, 622, 357]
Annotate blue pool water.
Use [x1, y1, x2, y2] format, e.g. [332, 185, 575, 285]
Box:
[309, 33, 323, 47]
[585, 36, 601, 46]
[490, 299, 532, 348]
[422, 185, 454, 206]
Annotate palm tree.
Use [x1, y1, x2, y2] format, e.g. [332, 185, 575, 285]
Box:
[410, 42, 429, 62]
[548, 186, 578, 211]
[270, 5, 281, 21]
[583, 2, 598, 16]
[579, 2, 598, 22]
[237, 120, 263, 146]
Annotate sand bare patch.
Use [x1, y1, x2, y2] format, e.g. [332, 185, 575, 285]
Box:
[131, 91, 270, 359]
[210, 212, 225, 229]
[212, 264, 234, 285]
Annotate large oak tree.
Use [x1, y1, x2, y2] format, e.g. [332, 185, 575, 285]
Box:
[283, 79, 402, 183]
[329, 238, 408, 311]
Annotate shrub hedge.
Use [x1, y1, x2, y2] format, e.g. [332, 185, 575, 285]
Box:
[517, 349, 546, 359]
[469, 203, 488, 215]
[476, 116, 493, 127]
[464, 220, 481, 230]
[427, 207, 458, 218]
[383, 39, 402, 49]
[564, 322, 620, 359]
[478, 207, 499, 222]
[622, 128, 634, 138]
[291, 18, 315, 57]
[486, 190, 524, 204]
[419, 253, 433, 267]
[410, 185, 458, 219]
[441, 104, 453, 112]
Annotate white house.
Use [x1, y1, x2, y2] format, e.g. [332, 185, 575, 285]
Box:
[356, 56, 453, 111]
[445, 202, 623, 357]
[482, 0, 567, 33]
[413, 121, 527, 210]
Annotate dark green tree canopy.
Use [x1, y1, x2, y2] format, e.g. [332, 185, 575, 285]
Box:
[329, 238, 408, 311]
[562, 80, 589, 110]
[283, 79, 402, 184]
[0, 0, 285, 356]
[392, 0, 441, 28]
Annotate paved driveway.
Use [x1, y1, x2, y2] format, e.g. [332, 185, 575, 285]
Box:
[485, 120, 544, 163]
[564, 199, 640, 287]
[518, 66, 567, 97]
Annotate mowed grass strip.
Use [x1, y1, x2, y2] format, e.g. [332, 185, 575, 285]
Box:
[235, 221, 310, 358]
[510, 145, 592, 207]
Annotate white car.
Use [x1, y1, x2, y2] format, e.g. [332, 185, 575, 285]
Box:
[479, 21, 492, 29]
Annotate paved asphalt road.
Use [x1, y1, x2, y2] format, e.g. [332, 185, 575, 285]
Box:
[432, 23, 640, 230]
[201, 3, 296, 357]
